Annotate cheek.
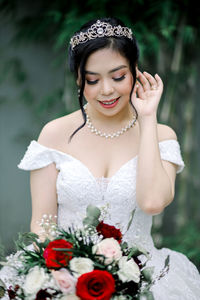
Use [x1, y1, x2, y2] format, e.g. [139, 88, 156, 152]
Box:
[84, 85, 98, 100]
[119, 77, 133, 94]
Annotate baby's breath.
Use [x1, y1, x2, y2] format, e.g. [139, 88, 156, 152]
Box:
[36, 214, 58, 240]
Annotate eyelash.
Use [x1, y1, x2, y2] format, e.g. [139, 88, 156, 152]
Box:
[86, 75, 126, 85]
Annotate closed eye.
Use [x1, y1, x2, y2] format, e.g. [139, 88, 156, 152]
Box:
[86, 79, 99, 85]
[113, 75, 126, 81]
[86, 75, 125, 85]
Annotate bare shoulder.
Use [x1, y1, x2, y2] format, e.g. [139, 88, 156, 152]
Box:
[37, 109, 82, 149]
[157, 123, 177, 142]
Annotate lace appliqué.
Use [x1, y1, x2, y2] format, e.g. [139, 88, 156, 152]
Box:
[11, 139, 200, 300]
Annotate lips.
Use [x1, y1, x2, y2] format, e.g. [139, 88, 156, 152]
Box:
[99, 97, 120, 104]
[98, 97, 120, 108]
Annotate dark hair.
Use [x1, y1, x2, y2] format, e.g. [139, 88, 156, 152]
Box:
[68, 17, 139, 141]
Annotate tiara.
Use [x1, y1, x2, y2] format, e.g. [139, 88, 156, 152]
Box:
[70, 20, 133, 50]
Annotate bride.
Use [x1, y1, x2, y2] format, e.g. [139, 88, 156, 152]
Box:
[1, 17, 200, 299]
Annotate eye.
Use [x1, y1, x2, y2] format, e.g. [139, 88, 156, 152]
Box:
[113, 75, 126, 82]
[86, 79, 99, 85]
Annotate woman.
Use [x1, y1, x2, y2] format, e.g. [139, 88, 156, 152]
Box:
[2, 17, 200, 299]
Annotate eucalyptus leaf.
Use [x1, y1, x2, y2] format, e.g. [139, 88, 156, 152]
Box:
[86, 205, 101, 219]
[83, 216, 99, 227]
[142, 266, 155, 282]
[91, 219, 99, 227]
[127, 246, 140, 258]
[127, 244, 149, 258]
[82, 217, 90, 226]
[138, 290, 155, 300]
[137, 245, 150, 258]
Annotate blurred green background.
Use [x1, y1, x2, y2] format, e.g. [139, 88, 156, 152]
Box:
[0, 0, 199, 270]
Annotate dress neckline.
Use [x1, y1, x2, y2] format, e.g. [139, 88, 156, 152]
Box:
[31, 139, 178, 180]
[32, 140, 138, 180]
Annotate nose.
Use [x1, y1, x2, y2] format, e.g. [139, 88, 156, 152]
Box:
[100, 79, 114, 96]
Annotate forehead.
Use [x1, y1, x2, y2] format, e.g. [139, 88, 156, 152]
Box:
[85, 48, 129, 73]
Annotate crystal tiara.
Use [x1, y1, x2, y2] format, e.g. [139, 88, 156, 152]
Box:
[70, 20, 133, 50]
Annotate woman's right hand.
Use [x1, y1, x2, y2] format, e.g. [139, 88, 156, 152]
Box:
[131, 70, 163, 120]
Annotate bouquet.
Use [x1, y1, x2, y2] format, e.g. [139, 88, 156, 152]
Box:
[0, 205, 169, 300]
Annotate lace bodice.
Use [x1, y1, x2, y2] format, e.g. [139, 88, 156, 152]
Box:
[2, 139, 200, 300]
[18, 139, 184, 251]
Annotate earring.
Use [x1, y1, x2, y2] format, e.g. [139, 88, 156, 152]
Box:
[78, 88, 80, 97]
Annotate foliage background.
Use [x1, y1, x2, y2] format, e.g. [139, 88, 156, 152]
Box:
[0, 0, 199, 270]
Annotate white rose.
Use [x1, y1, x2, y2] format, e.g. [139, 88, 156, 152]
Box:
[93, 238, 122, 265]
[23, 266, 49, 295]
[69, 257, 94, 278]
[60, 296, 80, 300]
[117, 256, 140, 283]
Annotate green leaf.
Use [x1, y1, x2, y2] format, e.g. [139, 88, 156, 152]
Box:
[52, 248, 73, 252]
[137, 245, 150, 258]
[15, 232, 39, 250]
[126, 209, 136, 231]
[164, 255, 170, 268]
[127, 246, 140, 258]
[138, 291, 155, 300]
[83, 205, 101, 227]
[86, 205, 101, 219]
[121, 241, 128, 250]
[128, 245, 150, 258]
[83, 216, 99, 227]
[142, 266, 155, 282]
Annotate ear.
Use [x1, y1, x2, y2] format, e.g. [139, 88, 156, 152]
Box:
[76, 78, 80, 87]
[76, 68, 81, 87]
[136, 65, 139, 78]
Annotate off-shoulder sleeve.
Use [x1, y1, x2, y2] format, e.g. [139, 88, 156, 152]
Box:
[159, 139, 185, 173]
[17, 140, 66, 171]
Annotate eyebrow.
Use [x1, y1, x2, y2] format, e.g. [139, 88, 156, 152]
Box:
[85, 65, 128, 75]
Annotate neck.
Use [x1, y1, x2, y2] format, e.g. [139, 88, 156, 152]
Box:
[86, 103, 134, 130]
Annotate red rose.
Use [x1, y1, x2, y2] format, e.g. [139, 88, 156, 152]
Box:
[96, 221, 122, 243]
[43, 239, 73, 268]
[76, 270, 115, 300]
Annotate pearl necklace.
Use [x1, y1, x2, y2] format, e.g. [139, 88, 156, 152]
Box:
[84, 104, 136, 139]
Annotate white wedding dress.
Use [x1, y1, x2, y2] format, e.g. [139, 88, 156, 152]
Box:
[1, 139, 200, 299]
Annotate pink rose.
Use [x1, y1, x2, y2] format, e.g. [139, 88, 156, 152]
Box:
[52, 268, 77, 294]
[93, 237, 122, 264]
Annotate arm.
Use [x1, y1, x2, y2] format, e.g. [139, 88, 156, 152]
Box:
[137, 117, 177, 215]
[30, 125, 58, 237]
[132, 71, 177, 215]
[30, 164, 58, 236]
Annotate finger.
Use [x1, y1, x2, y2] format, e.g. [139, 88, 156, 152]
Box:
[136, 80, 145, 99]
[137, 71, 151, 91]
[143, 71, 157, 89]
[131, 86, 137, 103]
[133, 81, 138, 93]
[155, 74, 163, 90]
